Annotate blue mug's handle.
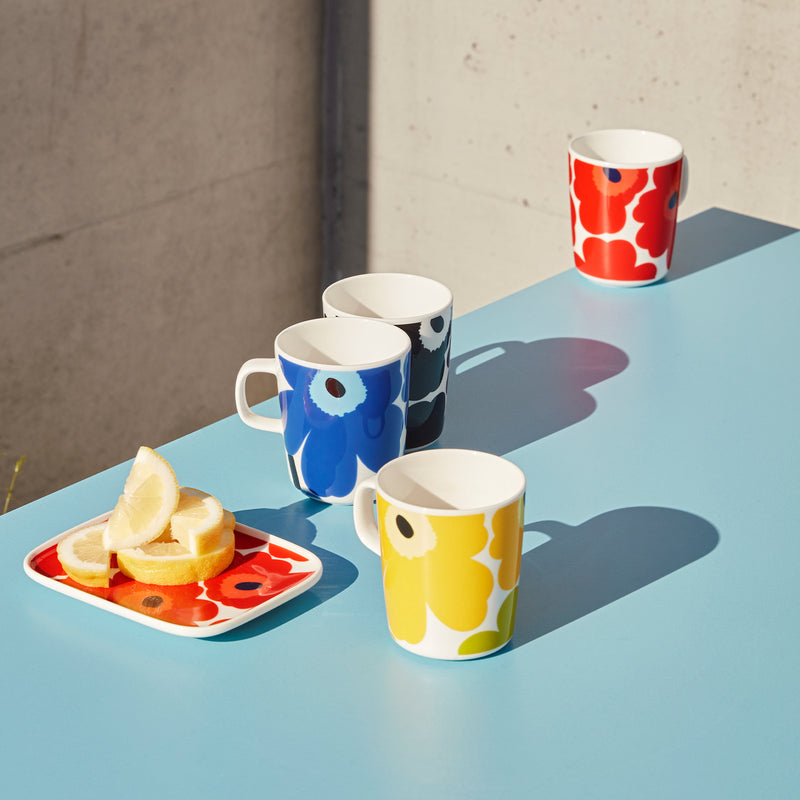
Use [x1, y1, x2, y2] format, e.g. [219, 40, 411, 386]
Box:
[234, 358, 282, 434]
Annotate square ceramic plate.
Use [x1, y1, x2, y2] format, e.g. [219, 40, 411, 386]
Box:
[23, 513, 323, 638]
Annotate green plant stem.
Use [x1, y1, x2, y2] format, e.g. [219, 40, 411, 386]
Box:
[3, 456, 26, 514]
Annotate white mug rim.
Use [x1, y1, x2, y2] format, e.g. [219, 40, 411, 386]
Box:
[275, 317, 411, 371]
[374, 448, 526, 516]
[569, 128, 683, 169]
[322, 272, 453, 326]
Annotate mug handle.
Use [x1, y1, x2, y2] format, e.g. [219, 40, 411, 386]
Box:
[234, 358, 282, 433]
[679, 155, 689, 205]
[352, 477, 381, 555]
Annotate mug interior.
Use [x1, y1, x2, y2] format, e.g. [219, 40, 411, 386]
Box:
[323, 273, 452, 324]
[277, 317, 410, 368]
[378, 449, 525, 512]
[570, 129, 682, 168]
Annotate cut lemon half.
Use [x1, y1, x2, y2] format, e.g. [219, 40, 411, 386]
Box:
[102, 446, 181, 552]
[117, 528, 235, 585]
[170, 487, 225, 556]
[56, 523, 111, 588]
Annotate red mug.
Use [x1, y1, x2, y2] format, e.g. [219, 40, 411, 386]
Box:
[569, 129, 687, 287]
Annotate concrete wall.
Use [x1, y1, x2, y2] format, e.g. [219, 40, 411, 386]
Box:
[1, 1, 323, 508]
[362, 0, 800, 315]
[6, 0, 798, 509]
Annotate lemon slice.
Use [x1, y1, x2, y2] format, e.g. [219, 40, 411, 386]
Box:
[56, 523, 112, 588]
[117, 528, 235, 585]
[102, 446, 180, 552]
[170, 488, 225, 556]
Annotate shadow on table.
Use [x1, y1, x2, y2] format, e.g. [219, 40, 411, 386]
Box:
[439, 337, 629, 455]
[510, 506, 720, 648]
[207, 499, 357, 642]
[669, 207, 797, 281]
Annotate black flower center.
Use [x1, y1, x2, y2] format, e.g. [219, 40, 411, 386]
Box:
[141, 595, 163, 608]
[396, 514, 415, 539]
[325, 378, 346, 397]
[235, 581, 263, 591]
[603, 167, 622, 183]
[430, 315, 444, 333]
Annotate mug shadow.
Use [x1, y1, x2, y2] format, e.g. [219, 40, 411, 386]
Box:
[206, 498, 358, 642]
[438, 337, 629, 455]
[511, 506, 720, 648]
[668, 207, 797, 282]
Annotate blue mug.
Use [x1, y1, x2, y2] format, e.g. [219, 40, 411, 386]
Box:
[322, 273, 452, 449]
[235, 317, 411, 504]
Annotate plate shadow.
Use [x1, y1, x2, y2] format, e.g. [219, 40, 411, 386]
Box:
[439, 337, 629, 455]
[511, 506, 720, 648]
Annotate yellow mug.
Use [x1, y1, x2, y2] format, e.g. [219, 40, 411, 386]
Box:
[353, 449, 526, 660]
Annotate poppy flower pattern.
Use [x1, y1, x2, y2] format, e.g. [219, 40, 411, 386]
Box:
[205, 537, 314, 610]
[634, 164, 682, 262]
[398, 304, 452, 449]
[570, 154, 683, 284]
[572, 159, 649, 235]
[575, 238, 658, 283]
[377, 496, 524, 656]
[29, 528, 317, 631]
[279, 354, 409, 502]
[112, 581, 219, 625]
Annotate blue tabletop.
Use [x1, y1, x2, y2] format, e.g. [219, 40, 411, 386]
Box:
[2, 209, 798, 799]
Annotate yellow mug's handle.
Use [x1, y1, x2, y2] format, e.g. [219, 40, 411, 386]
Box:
[352, 476, 381, 555]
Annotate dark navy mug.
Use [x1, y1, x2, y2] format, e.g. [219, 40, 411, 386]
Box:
[323, 273, 452, 450]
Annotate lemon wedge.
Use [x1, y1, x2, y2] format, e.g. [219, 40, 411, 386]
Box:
[170, 487, 225, 556]
[102, 446, 180, 551]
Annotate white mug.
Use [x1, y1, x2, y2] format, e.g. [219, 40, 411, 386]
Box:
[353, 448, 526, 659]
[569, 129, 688, 286]
[235, 317, 411, 504]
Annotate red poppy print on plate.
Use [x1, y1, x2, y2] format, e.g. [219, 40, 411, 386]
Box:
[205, 542, 315, 610]
[23, 518, 323, 638]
